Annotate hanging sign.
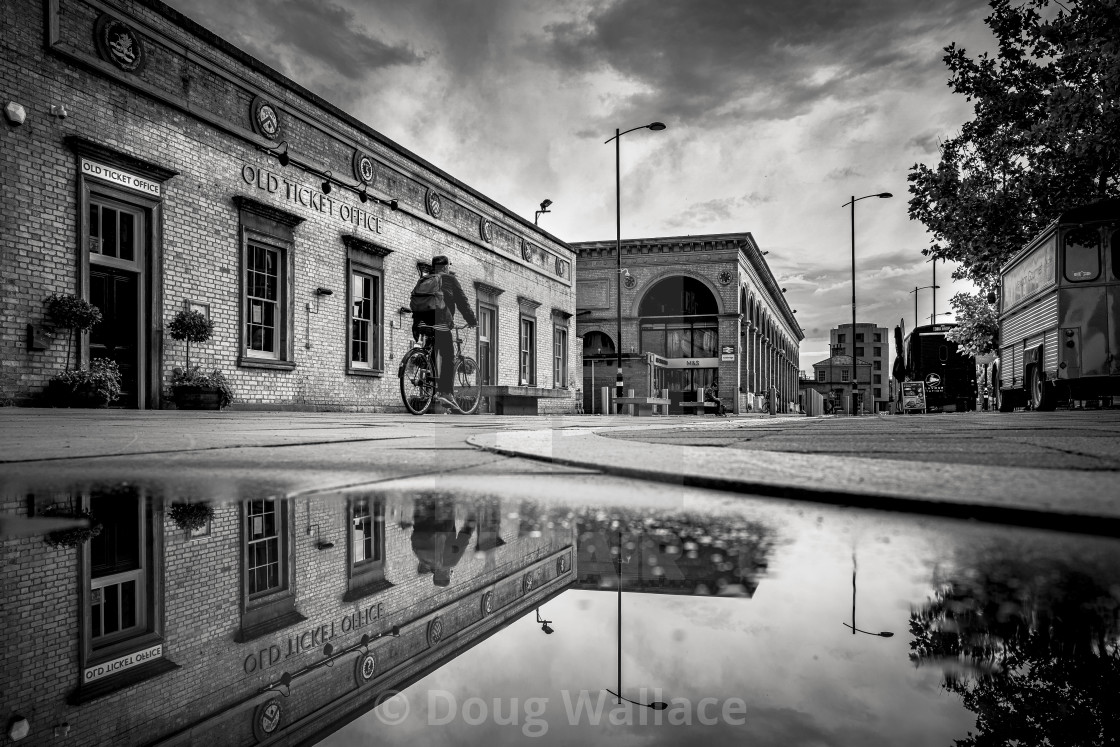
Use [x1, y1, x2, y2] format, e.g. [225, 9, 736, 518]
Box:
[901, 381, 927, 414]
[663, 357, 720, 369]
[84, 643, 163, 682]
[81, 158, 161, 197]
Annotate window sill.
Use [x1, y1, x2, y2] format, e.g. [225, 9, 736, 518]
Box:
[68, 658, 180, 705]
[345, 368, 384, 378]
[238, 357, 296, 371]
[342, 579, 394, 603]
[235, 609, 307, 643]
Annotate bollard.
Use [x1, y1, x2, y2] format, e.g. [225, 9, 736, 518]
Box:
[602, 386, 612, 415]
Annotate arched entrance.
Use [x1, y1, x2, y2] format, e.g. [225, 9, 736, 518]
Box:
[638, 276, 721, 412]
[581, 331, 615, 414]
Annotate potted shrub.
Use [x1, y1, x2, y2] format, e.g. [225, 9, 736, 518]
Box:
[47, 358, 122, 408]
[46, 294, 102, 370]
[168, 501, 215, 532]
[170, 366, 234, 410]
[167, 309, 233, 409]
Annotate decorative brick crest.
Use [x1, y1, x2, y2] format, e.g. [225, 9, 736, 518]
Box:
[479, 217, 494, 242]
[94, 15, 147, 73]
[427, 617, 444, 647]
[353, 151, 375, 184]
[250, 95, 281, 141]
[425, 189, 442, 218]
[354, 652, 377, 687]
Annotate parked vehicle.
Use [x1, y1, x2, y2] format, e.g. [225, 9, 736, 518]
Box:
[993, 198, 1120, 411]
[893, 323, 977, 413]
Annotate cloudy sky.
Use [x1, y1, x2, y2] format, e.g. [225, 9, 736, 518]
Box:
[167, 0, 999, 371]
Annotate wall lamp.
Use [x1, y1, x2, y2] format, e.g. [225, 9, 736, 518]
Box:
[374, 197, 399, 211]
[264, 140, 290, 167]
[619, 268, 632, 279]
[321, 171, 333, 194]
[264, 671, 293, 697]
[535, 198, 552, 225]
[535, 608, 554, 635]
[360, 626, 402, 652]
[315, 287, 333, 296]
[307, 523, 334, 550]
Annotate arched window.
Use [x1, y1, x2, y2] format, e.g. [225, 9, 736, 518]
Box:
[638, 276, 719, 359]
[582, 331, 615, 356]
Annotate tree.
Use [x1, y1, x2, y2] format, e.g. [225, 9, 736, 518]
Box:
[944, 291, 1000, 355]
[909, 0, 1120, 345]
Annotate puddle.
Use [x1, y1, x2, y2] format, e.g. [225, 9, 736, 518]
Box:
[3, 477, 1118, 746]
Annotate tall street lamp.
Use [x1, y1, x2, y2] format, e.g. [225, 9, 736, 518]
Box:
[606, 122, 666, 412]
[909, 284, 940, 331]
[842, 192, 892, 415]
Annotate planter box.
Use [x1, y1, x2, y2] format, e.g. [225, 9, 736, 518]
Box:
[44, 380, 110, 408]
[173, 386, 224, 410]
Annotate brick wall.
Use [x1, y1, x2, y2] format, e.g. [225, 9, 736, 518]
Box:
[1, 489, 574, 746]
[0, 0, 576, 412]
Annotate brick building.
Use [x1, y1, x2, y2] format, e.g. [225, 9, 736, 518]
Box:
[805, 354, 873, 414]
[573, 233, 801, 415]
[1, 0, 578, 413]
[829, 322, 890, 412]
[2, 487, 574, 745]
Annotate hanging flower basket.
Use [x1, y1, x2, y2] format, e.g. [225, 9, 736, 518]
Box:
[40, 505, 103, 547]
[168, 502, 215, 532]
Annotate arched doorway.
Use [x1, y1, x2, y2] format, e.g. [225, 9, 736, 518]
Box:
[582, 331, 615, 414]
[638, 276, 721, 412]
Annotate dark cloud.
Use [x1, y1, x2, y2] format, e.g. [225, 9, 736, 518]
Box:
[535, 0, 986, 128]
[167, 0, 425, 87]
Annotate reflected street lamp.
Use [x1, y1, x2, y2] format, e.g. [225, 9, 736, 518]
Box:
[606, 122, 666, 412]
[841, 192, 892, 415]
[606, 528, 669, 709]
[844, 552, 894, 638]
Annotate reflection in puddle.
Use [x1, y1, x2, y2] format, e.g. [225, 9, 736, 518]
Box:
[2, 481, 1118, 746]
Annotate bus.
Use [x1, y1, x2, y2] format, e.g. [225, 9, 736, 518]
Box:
[993, 198, 1120, 411]
[893, 323, 978, 413]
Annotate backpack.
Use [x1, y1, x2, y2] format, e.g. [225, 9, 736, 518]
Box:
[409, 273, 446, 315]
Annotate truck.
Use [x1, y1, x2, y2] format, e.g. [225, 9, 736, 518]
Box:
[994, 198, 1120, 411]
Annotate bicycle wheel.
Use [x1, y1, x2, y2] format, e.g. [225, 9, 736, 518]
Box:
[400, 348, 435, 415]
[453, 356, 481, 414]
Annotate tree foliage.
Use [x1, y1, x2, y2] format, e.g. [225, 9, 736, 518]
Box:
[909, 0, 1120, 338]
[944, 292, 1000, 355]
[910, 550, 1120, 746]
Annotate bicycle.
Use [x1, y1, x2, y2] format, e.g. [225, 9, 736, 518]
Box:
[398, 322, 481, 415]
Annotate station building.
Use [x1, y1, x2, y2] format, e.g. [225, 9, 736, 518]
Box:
[828, 322, 890, 412]
[1, 0, 578, 413]
[2, 484, 574, 745]
[573, 233, 802, 414]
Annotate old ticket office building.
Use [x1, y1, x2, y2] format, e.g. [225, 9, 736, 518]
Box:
[1, 0, 578, 412]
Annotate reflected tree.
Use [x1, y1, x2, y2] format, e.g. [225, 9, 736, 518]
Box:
[910, 555, 1120, 746]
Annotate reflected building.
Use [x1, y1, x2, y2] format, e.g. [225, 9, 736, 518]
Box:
[570, 514, 774, 597]
[1, 487, 574, 745]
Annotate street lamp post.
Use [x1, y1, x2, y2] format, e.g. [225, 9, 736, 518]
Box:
[909, 284, 940, 330]
[606, 122, 666, 413]
[843, 192, 892, 415]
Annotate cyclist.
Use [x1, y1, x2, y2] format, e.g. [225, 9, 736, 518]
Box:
[411, 255, 477, 411]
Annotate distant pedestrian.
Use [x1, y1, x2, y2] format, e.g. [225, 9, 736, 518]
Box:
[704, 376, 728, 416]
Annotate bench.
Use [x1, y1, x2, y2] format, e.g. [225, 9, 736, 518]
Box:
[679, 400, 720, 415]
[479, 385, 570, 415]
[615, 396, 671, 416]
